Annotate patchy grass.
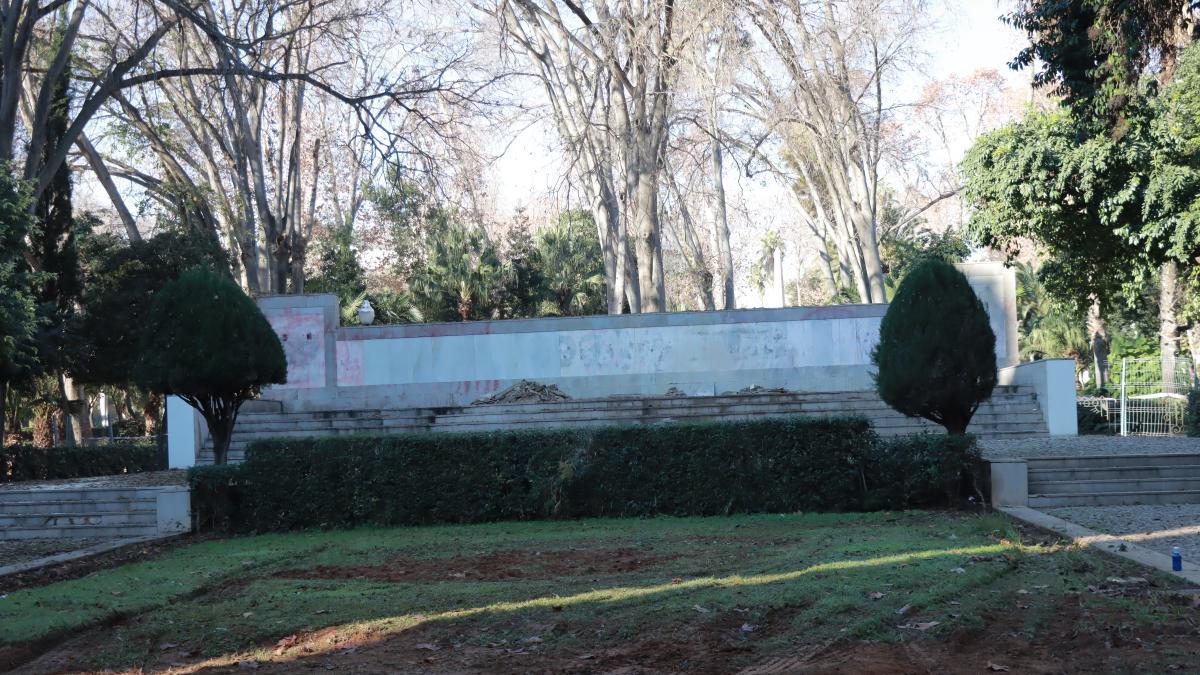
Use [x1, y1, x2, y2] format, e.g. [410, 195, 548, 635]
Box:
[3, 511, 1198, 673]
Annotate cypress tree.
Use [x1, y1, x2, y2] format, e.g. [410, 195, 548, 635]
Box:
[872, 259, 997, 435]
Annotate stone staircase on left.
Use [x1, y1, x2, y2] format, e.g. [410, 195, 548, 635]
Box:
[0, 474, 190, 541]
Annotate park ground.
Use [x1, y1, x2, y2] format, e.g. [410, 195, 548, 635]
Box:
[1, 512, 1199, 674]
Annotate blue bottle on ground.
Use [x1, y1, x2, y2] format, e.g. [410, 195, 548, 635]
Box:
[1172, 546, 1183, 572]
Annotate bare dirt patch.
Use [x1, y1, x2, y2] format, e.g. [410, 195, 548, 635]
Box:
[0, 534, 207, 594]
[276, 546, 676, 583]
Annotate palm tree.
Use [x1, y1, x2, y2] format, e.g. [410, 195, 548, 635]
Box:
[536, 214, 606, 316]
[1016, 261, 1091, 363]
[411, 222, 502, 321]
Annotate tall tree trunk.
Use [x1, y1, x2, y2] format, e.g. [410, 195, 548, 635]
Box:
[633, 173, 664, 312]
[0, 380, 6, 447]
[710, 139, 735, 310]
[1088, 297, 1110, 390]
[56, 372, 74, 447]
[622, 234, 641, 313]
[144, 391, 163, 437]
[1160, 261, 1180, 389]
[62, 374, 91, 446]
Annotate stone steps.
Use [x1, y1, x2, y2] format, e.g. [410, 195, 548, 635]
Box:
[0, 486, 190, 540]
[1027, 453, 1200, 507]
[200, 388, 1050, 464]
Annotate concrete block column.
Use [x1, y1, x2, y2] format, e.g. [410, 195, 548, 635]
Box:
[990, 459, 1029, 508]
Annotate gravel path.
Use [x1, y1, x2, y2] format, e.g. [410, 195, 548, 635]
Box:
[0, 470, 187, 492]
[0, 538, 109, 568]
[1045, 504, 1200, 560]
[984, 436, 1200, 460]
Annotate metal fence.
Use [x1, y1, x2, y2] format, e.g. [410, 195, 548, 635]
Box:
[1081, 357, 1197, 436]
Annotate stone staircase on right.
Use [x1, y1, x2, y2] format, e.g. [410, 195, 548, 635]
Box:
[1027, 453, 1200, 507]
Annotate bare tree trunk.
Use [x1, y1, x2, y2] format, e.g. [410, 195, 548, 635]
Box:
[1088, 297, 1110, 390]
[1160, 261, 1179, 389]
[711, 138, 735, 310]
[622, 233, 641, 313]
[62, 374, 91, 447]
[0, 380, 6, 447]
[76, 133, 140, 242]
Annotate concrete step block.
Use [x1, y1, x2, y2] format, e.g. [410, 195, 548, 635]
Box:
[1027, 453, 1200, 470]
[1029, 490, 1200, 507]
[0, 510, 157, 528]
[0, 524, 161, 540]
[1028, 477, 1200, 495]
[1029, 464, 1200, 482]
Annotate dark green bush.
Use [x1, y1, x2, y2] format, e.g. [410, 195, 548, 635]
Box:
[1188, 389, 1200, 437]
[872, 258, 997, 434]
[860, 433, 984, 509]
[188, 417, 984, 532]
[1076, 403, 1114, 435]
[136, 268, 287, 464]
[1, 441, 157, 482]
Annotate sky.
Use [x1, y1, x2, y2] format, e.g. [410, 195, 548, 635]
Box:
[485, 1, 1030, 219]
[478, 1, 1031, 305]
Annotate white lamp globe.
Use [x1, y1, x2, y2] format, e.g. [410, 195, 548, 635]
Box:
[356, 299, 375, 326]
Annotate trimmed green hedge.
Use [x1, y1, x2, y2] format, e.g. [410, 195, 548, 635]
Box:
[1, 441, 158, 483]
[189, 417, 985, 532]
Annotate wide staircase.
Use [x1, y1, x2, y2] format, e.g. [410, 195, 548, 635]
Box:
[200, 386, 1049, 464]
[1027, 453, 1200, 507]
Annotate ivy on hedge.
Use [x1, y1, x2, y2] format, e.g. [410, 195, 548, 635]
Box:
[1, 441, 158, 483]
[188, 416, 986, 532]
[1187, 389, 1200, 437]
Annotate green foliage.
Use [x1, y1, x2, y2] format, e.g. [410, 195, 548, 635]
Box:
[873, 259, 997, 435]
[135, 268, 286, 463]
[72, 229, 228, 387]
[1187, 388, 1200, 437]
[186, 417, 984, 532]
[881, 227, 970, 297]
[962, 108, 1153, 311]
[859, 434, 984, 509]
[1005, 1, 1196, 121]
[1, 441, 156, 482]
[534, 211, 606, 316]
[1015, 261, 1090, 362]
[0, 169, 38, 390]
[410, 220, 504, 321]
[305, 226, 366, 302]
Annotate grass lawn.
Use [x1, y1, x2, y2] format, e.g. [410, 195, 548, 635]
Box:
[2, 511, 1198, 673]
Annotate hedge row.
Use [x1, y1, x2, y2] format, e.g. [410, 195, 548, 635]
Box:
[189, 417, 984, 532]
[1, 441, 158, 483]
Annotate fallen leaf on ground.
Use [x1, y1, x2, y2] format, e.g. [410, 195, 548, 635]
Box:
[158, 642, 179, 651]
[238, 661, 260, 670]
[987, 661, 1010, 671]
[523, 636, 543, 643]
[949, 567, 966, 574]
[868, 591, 885, 600]
[415, 643, 441, 651]
[693, 604, 710, 613]
[741, 623, 757, 633]
[896, 604, 912, 615]
[1017, 589, 1030, 595]
[242, 611, 254, 618]
[314, 609, 329, 615]
[898, 621, 940, 631]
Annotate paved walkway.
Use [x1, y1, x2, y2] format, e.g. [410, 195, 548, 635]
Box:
[1045, 504, 1200, 561]
[984, 435, 1200, 460]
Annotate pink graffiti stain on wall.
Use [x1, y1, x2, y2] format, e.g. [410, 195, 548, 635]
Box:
[336, 341, 364, 387]
[266, 308, 325, 388]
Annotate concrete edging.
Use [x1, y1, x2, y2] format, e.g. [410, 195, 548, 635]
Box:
[0, 533, 184, 579]
[1000, 505, 1200, 584]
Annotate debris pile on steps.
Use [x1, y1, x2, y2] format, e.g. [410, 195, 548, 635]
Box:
[470, 380, 571, 406]
[721, 384, 795, 395]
